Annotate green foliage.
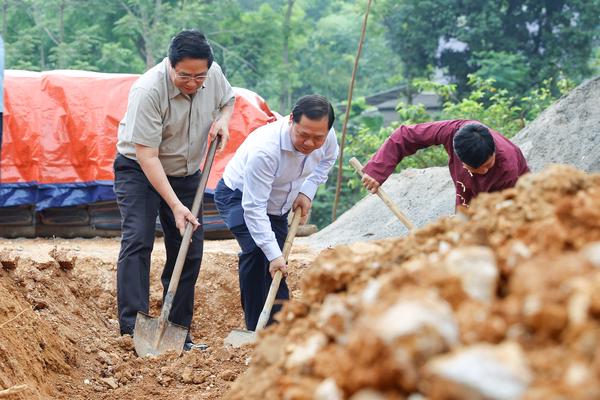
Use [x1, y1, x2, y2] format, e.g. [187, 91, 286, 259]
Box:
[378, 0, 600, 97]
[2, 0, 401, 116]
[470, 51, 530, 94]
[442, 75, 524, 137]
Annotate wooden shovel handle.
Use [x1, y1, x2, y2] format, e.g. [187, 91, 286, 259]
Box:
[349, 157, 415, 231]
[255, 211, 302, 331]
[158, 136, 221, 325]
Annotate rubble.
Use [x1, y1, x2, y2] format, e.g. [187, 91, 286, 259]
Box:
[228, 165, 600, 399]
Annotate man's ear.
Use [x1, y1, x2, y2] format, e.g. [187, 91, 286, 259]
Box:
[289, 113, 294, 125]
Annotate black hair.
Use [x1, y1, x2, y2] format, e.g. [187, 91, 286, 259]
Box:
[168, 30, 214, 68]
[453, 123, 496, 168]
[291, 95, 335, 130]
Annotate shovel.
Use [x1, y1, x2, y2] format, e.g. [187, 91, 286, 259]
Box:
[133, 136, 221, 357]
[224, 210, 302, 347]
[349, 157, 415, 231]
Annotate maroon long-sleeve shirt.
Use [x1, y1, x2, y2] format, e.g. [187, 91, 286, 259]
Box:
[363, 120, 530, 206]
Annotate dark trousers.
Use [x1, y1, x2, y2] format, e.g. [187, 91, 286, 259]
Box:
[214, 179, 289, 331]
[113, 154, 204, 335]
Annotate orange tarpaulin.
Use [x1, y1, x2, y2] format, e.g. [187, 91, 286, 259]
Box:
[0, 70, 278, 209]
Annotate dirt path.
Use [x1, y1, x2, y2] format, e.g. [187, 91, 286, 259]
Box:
[0, 237, 319, 399]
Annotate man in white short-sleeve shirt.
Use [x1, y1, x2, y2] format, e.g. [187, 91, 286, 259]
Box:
[114, 30, 235, 351]
[214, 95, 339, 330]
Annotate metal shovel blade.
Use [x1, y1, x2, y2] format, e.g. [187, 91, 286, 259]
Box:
[224, 328, 257, 348]
[133, 311, 188, 357]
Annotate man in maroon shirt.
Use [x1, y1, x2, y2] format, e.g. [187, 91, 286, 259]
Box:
[361, 120, 529, 210]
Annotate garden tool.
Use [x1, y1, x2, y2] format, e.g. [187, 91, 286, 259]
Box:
[224, 211, 302, 347]
[349, 157, 415, 231]
[133, 136, 221, 357]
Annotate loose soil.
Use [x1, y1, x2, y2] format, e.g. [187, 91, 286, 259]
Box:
[229, 165, 600, 399]
[0, 237, 317, 399]
[2, 165, 600, 399]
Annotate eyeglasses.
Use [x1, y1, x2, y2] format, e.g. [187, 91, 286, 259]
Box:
[175, 72, 209, 83]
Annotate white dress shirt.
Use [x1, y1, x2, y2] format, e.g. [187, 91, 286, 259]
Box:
[222, 117, 339, 261]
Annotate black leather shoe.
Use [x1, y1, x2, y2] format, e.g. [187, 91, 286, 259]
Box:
[183, 332, 208, 351]
[183, 340, 209, 351]
[120, 326, 134, 336]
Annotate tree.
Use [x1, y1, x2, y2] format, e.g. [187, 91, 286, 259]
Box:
[378, 0, 456, 101]
[379, 0, 600, 97]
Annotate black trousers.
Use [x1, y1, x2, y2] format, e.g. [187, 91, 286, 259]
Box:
[113, 154, 204, 335]
[214, 179, 289, 331]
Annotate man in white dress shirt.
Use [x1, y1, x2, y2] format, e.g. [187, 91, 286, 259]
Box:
[214, 95, 339, 330]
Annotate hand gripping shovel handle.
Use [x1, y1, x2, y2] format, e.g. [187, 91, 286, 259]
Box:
[349, 157, 415, 231]
[156, 136, 221, 331]
[255, 211, 302, 332]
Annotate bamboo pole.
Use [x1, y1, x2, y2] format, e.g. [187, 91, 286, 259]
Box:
[331, 0, 373, 221]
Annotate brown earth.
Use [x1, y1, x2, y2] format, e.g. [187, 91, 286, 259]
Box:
[2, 164, 600, 399]
[228, 165, 600, 399]
[0, 237, 317, 399]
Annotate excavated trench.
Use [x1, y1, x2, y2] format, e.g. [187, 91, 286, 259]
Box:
[0, 239, 314, 399]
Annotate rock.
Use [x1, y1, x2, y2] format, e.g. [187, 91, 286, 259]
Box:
[318, 294, 353, 338]
[194, 371, 211, 385]
[255, 335, 285, 365]
[443, 246, 498, 304]
[349, 389, 387, 400]
[314, 378, 343, 400]
[213, 347, 233, 361]
[505, 241, 532, 271]
[220, 370, 236, 381]
[0, 249, 20, 270]
[424, 342, 531, 400]
[116, 335, 134, 351]
[583, 242, 600, 268]
[97, 350, 115, 366]
[365, 291, 458, 346]
[286, 333, 328, 369]
[564, 362, 591, 386]
[181, 367, 194, 384]
[99, 377, 118, 389]
[49, 246, 77, 270]
[567, 278, 592, 326]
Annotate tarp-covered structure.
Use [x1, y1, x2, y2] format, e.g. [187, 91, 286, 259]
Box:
[0, 69, 278, 236]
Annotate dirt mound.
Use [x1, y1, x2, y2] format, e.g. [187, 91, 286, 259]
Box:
[0, 238, 315, 399]
[228, 165, 600, 399]
[301, 167, 454, 248]
[514, 76, 600, 173]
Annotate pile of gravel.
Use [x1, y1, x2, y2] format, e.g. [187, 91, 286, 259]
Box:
[300, 167, 455, 249]
[513, 75, 600, 173]
[303, 75, 600, 249]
